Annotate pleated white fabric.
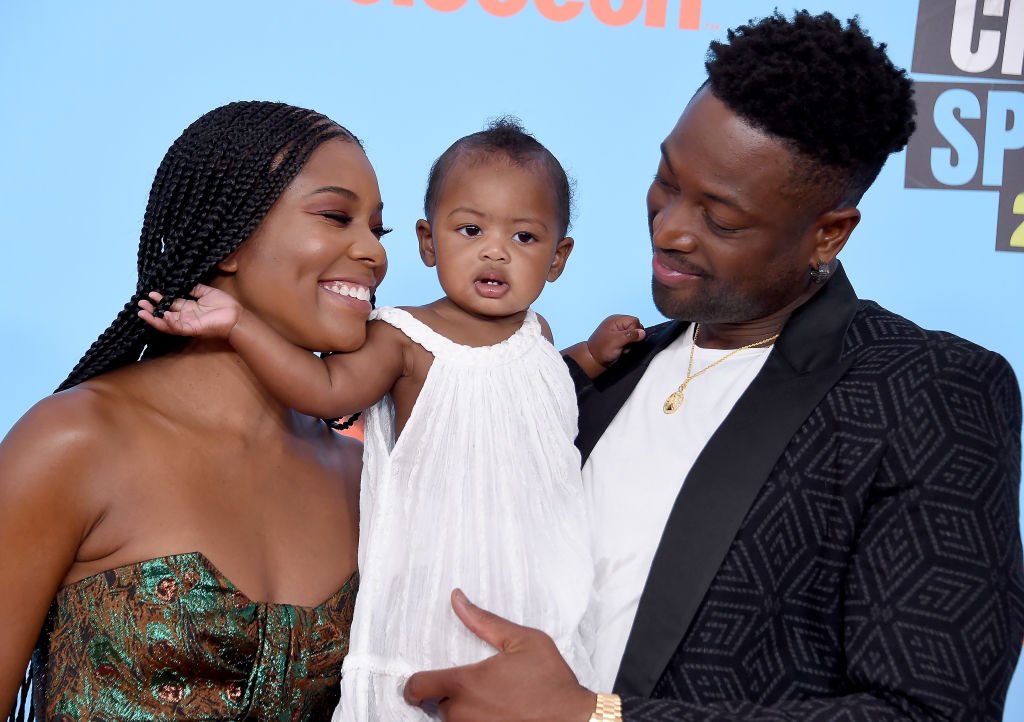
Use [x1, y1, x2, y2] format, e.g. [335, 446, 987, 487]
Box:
[334, 307, 596, 721]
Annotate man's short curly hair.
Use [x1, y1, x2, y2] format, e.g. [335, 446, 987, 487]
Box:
[706, 10, 915, 209]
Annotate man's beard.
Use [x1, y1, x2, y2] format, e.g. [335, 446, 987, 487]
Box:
[651, 271, 801, 323]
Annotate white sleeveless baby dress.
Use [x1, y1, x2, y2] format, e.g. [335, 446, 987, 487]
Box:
[334, 307, 595, 721]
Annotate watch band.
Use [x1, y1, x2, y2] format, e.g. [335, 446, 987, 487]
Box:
[589, 692, 622, 722]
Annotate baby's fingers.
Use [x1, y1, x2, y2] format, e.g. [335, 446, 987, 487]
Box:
[137, 307, 173, 332]
[624, 326, 646, 342]
[190, 283, 215, 298]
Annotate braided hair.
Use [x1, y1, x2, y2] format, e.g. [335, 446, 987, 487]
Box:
[56, 101, 360, 392]
[7, 101, 360, 722]
[705, 10, 916, 209]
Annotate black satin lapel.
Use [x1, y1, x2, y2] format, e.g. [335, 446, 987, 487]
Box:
[576, 322, 688, 464]
[613, 356, 851, 696]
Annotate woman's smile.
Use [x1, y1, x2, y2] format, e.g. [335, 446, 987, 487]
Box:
[319, 279, 375, 313]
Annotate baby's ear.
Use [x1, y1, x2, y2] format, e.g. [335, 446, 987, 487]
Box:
[546, 236, 574, 282]
[416, 219, 437, 268]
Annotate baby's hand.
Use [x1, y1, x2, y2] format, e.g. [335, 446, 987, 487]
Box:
[137, 283, 242, 339]
[587, 314, 646, 368]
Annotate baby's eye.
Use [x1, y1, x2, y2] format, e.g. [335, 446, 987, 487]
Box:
[458, 225, 482, 238]
[512, 231, 536, 244]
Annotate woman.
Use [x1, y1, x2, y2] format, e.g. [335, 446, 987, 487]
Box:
[0, 101, 387, 720]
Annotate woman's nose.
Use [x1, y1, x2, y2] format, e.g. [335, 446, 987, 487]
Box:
[350, 229, 388, 273]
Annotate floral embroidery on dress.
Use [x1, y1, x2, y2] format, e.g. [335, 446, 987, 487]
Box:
[40, 552, 357, 721]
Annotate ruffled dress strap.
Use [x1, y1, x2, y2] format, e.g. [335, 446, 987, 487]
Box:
[369, 307, 541, 364]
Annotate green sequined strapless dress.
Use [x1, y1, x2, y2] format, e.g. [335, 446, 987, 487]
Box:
[38, 552, 357, 721]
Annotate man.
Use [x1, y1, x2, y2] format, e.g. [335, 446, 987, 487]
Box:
[405, 10, 1024, 721]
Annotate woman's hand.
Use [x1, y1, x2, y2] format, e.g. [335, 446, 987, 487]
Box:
[138, 284, 242, 339]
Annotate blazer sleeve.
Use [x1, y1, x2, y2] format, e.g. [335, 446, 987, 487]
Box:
[619, 351, 1024, 722]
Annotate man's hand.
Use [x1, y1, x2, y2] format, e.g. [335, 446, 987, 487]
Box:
[404, 589, 597, 722]
[137, 284, 242, 340]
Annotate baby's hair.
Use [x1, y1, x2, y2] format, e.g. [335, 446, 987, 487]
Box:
[56, 101, 359, 393]
[423, 116, 574, 238]
[705, 10, 915, 209]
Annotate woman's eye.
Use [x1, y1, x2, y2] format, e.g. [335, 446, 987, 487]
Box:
[373, 226, 393, 240]
[458, 225, 482, 237]
[321, 212, 352, 225]
[513, 231, 536, 244]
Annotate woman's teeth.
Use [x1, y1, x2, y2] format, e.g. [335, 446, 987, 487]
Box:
[322, 281, 371, 301]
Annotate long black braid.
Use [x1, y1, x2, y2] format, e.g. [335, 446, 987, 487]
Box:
[8, 101, 360, 722]
[57, 100, 360, 392]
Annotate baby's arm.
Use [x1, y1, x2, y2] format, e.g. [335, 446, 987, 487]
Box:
[562, 314, 645, 379]
[138, 285, 404, 419]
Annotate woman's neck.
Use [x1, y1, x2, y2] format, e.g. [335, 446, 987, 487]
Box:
[123, 338, 316, 439]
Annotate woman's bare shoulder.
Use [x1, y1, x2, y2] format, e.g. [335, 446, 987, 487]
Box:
[3, 382, 127, 476]
[0, 381, 134, 554]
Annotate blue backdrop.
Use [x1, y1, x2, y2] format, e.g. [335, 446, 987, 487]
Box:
[2, 0, 1022, 715]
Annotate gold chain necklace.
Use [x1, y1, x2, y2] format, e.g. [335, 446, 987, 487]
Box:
[662, 323, 780, 414]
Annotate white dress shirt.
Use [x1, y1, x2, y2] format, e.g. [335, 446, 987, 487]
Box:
[582, 328, 773, 689]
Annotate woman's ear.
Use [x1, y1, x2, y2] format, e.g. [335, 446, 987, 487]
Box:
[416, 219, 437, 268]
[216, 253, 240, 274]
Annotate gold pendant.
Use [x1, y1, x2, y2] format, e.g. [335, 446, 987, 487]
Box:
[663, 390, 684, 414]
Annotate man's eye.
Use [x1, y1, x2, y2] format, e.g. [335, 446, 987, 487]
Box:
[513, 232, 536, 244]
[458, 225, 482, 237]
[703, 210, 740, 234]
[653, 174, 678, 192]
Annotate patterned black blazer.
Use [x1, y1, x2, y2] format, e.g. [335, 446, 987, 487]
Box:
[572, 265, 1024, 721]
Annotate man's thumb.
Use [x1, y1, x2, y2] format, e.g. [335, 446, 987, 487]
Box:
[450, 588, 515, 651]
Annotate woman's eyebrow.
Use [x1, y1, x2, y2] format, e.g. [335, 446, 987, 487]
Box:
[310, 186, 384, 211]
[311, 186, 359, 201]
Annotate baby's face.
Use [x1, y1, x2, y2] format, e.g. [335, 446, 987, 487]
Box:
[418, 157, 572, 321]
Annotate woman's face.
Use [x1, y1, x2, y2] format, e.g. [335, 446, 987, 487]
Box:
[217, 139, 388, 353]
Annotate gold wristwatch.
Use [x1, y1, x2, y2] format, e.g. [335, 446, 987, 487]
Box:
[589, 692, 622, 721]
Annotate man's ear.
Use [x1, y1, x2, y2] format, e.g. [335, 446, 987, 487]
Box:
[416, 219, 437, 268]
[546, 236, 574, 282]
[809, 207, 860, 266]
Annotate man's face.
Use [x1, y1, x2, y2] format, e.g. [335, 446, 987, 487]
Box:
[647, 88, 822, 323]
